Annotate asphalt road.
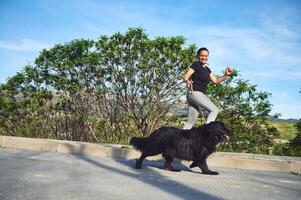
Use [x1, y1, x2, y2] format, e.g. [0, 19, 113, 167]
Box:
[0, 148, 300, 200]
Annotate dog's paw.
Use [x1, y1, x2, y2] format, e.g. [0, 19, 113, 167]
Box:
[202, 171, 219, 175]
[189, 162, 198, 168]
[135, 164, 142, 169]
[163, 164, 181, 172]
[135, 159, 142, 169]
[164, 167, 181, 172]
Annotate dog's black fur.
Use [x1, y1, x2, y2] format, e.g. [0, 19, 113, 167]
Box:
[130, 121, 230, 175]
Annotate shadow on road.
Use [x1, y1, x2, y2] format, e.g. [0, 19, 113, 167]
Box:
[64, 143, 222, 200]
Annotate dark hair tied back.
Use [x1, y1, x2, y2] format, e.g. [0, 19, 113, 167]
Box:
[197, 47, 209, 58]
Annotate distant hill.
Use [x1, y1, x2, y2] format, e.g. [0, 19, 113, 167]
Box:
[265, 115, 300, 123]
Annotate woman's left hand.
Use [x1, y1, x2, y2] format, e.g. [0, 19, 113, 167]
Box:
[225, 66, 233, 76]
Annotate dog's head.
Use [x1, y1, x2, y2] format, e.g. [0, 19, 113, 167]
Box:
[204, 121, 231, 144]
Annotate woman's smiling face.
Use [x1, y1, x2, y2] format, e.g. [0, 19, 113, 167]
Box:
[198, 50, 209, 65]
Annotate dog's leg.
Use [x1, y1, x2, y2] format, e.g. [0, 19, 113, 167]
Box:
[191, 147, 208, 168]
[163, 153, 181, 172]
[163, 161, 181, 172]
[198, 159, 218, 175]
[135, 153, 147, 169]
[189, 161, 198, 168]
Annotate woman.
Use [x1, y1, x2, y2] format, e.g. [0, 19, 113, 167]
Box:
[183, 47, 233, 129]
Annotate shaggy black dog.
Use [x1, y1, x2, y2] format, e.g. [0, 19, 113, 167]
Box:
[130, 121, 230, 175]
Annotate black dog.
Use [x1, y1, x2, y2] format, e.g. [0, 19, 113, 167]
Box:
[130, 121, 230, 175]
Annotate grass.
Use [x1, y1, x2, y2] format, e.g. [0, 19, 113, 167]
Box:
[268, 121, 298, 140]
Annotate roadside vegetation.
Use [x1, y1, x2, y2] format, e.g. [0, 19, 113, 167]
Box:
[0, 28, 300, 156]
[268, 121, 297, 141]
[271, 120, 301, 156]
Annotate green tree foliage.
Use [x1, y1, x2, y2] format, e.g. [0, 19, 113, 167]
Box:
[0, 39, 99, 140]
[287, 120, 301, 156]
[0, 28, 195, 143]
[206, 70, 274, 154]
[1, 27, 290, 155]
[291, 120, 301, 147]
[271, 88, 301, 156]
[273, 120, 301, 156]
[95, 28, 195, 137]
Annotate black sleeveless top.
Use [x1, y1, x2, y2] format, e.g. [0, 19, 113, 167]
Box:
[190, 61, 212, 94]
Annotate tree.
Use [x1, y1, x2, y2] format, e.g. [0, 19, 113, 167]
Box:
[291, 120, 301, 147]
[95, 28, 195, 138]
[0, 28, 195, 143]
[206, 70, 274, 153]
[0, 39, 101, 140]
[0, 28, 279, 154]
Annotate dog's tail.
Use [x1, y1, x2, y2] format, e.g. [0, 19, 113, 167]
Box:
[130, 137, 147, 151]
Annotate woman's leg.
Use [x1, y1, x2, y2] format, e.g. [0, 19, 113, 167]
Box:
[183, 93, 199, 130]
[189, 91, 219, 124]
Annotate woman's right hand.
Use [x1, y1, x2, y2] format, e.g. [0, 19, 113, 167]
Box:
[186, 80, 193, 90]
[183, 68, 195, 91]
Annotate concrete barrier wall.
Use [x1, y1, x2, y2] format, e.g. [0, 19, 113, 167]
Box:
[0, 135, 300, 174]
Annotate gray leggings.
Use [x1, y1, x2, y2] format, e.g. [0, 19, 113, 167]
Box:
[183, 91, 219, 130]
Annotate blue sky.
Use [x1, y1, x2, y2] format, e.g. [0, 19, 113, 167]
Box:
[0, 0, 301, 119]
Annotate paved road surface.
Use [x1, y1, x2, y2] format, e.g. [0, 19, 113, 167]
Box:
[0, 148, 300, 200]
